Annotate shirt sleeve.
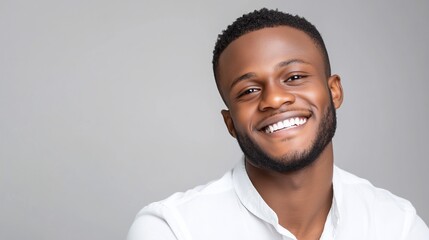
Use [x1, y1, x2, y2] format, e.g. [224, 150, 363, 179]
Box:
[127, 207, 178, 240]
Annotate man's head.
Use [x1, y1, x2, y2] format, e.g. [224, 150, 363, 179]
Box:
[212, 8, 343, 173]
[213, 8, 331, 102]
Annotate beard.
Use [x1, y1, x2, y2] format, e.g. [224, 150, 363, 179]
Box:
[235, 99, 337, 173]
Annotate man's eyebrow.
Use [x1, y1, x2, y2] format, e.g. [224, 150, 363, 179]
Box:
[275, 59, 310, 70]
[229, 59, 310, 89]
[230, 72, 257, 89]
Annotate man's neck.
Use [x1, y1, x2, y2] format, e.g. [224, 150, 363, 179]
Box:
[245, 143, 334, 240]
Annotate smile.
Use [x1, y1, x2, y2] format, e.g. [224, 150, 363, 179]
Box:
[263, 117, 307, 133]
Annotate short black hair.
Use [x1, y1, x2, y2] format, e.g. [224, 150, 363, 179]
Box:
[212, 8, 331, 95]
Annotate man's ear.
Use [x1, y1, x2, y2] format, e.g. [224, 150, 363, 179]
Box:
[221, 109, 237, 138]
[328, 74, 344, 109]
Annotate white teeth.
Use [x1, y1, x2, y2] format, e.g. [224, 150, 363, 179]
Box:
[264, 117, 307, 133]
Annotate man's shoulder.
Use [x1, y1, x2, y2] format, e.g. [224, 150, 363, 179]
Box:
[334, 166, 427, 237]
[335, 166, 413, 211]
[335, 166, 414, 213]
[128, 169, 240, 240]
[333, 166, 429, 238]
[139, 169, 236, 216]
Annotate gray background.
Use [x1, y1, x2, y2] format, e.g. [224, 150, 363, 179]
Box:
[1, 0, 428, 239]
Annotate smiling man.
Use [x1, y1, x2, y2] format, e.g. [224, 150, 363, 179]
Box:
[128, 8, 429, 240]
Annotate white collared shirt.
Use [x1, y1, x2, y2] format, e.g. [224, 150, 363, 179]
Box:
[128, 161, 429, 239]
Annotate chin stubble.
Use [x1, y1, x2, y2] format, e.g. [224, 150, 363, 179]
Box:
[235, 100, 337, 173]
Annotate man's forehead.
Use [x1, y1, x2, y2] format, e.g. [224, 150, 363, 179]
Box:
[218, 26, 322, 73]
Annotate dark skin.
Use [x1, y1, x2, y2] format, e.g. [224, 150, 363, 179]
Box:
[217, 27, 343, 240]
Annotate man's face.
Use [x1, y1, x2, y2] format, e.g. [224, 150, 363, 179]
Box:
[217, 26, 343, 172]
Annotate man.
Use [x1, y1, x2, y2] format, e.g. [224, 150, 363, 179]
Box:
[128, 8, 429, 239]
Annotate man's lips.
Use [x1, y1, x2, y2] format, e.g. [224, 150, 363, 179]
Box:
[257, 111, 311, 133]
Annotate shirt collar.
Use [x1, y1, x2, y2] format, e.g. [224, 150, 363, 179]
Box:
[232, 159, 341, 238]
[232, 159, 278, 225]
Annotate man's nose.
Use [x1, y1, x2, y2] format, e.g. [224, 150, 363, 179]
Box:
[258, 83, 295, 111]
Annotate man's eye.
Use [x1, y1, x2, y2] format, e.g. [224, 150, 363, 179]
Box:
[287, 75, 305, 81]
[239, 88, 259, 97]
